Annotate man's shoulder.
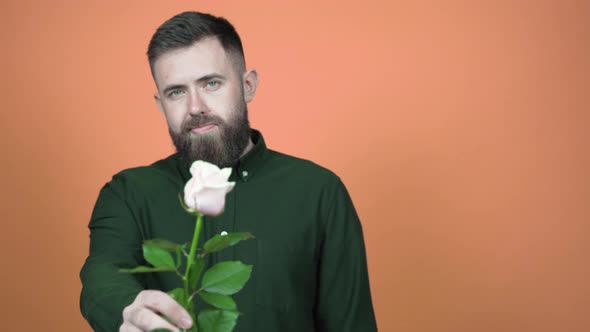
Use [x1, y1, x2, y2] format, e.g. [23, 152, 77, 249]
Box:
[108, 153, 182, 187]
[265, 149, 341, 183]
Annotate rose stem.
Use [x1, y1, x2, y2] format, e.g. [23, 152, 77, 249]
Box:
[184, 214, 203, 299]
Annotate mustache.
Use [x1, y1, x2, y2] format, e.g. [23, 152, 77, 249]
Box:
[182, 114, 224, 132]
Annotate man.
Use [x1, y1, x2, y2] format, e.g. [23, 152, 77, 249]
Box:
[80, 11, 377, 332]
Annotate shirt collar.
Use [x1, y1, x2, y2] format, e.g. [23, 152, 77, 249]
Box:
[234, 129, 268, 182]
[175, 129, 268, 183]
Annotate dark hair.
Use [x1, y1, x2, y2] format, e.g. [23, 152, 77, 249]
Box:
[147, 12, 245, 74]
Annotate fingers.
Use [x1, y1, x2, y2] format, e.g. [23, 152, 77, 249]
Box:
[127, 306, 180, 332]
[136, 290, 193, 329]
[119, 323, 142, 332]
[121, 290, 193, 331]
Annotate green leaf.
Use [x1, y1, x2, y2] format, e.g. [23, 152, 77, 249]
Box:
[167, 287, 187, 307]
[143, 244, 176, 269]
[201, 261, 253, 295]
[185, 325, 198, 332]
[144, 239, 183, 252]
[149, 329, 173, 332]
[188, 310, 197, 328]
[199, 291, 237, 310]
[203, 232, 254, 254]
[143, 240, 186, 268]
[197, 309, 239, 332]
[189, 256, 205, 290]
[119, 265, 175, 273]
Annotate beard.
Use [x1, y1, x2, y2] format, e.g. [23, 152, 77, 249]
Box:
[169, 101, 251, 168]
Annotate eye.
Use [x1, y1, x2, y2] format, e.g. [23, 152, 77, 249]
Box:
[205, 80, 221, 91]
[167, 89, 185, 99]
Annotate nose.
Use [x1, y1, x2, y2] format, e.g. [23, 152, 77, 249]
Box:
[188, 91, 208, 115]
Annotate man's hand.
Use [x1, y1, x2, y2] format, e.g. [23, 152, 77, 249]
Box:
[119, 290, 193, 332]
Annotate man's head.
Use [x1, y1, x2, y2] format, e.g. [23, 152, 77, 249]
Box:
[148, 12, 258, 167]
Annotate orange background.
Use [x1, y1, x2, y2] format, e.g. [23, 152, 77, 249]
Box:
[1, 0, 588, 331]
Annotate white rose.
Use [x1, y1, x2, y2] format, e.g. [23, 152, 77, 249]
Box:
[183, 161, 235, 216]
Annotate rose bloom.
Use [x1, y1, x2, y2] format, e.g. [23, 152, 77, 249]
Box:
[184, 160, 236, 216]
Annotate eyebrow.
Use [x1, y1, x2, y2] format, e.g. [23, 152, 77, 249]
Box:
[162, 74, 227, 95]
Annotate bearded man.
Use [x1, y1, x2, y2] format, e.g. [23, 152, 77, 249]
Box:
[80, 11, 377, 332]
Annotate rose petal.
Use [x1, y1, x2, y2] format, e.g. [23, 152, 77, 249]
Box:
[190, 160, 219, 177]
[195, 187, 228, 216]
[183, 178, 195, 209]
[219, 167, 232, 181]
[184, 160, 236, 216]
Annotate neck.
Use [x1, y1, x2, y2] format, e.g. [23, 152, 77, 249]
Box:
[239, 138, 255, 159]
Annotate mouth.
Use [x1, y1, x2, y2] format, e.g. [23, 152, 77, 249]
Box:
[190, 124, 217, 135]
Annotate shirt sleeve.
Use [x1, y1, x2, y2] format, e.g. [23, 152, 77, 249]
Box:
[80, 174, 146, 332]
[314, 177, 378, 331]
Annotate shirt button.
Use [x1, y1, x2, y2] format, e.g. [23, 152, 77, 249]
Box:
[220, 231, 228, 236]
[242, 170, 248, 177]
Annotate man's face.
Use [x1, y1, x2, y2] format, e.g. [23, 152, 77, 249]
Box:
[152, 37, 257, 167]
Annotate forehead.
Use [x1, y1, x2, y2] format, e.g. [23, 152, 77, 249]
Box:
[152, 37, 235, 89]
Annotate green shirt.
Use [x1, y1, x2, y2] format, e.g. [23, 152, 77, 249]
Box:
[80, 130, 377, 331]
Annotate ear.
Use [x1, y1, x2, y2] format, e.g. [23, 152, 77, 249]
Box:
[154, 92, 164, 113]
[242, 69, 259, 103]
